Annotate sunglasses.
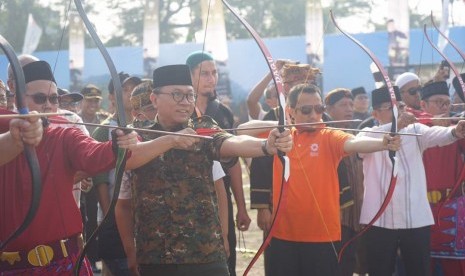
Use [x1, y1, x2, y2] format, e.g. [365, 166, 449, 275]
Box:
[405, 87, 421, 96]
[295, 104, 326, 115]
[26, 93, 59, 105]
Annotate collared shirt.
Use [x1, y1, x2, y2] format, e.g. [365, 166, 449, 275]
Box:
[0, 108, 117, 251]
[359, 123, 457, 229]
[132, 117, 234, 264]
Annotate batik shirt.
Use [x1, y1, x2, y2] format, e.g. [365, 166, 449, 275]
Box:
[133, 116, 235, 264]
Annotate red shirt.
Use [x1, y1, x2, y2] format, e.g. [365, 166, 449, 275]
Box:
[0, 112, 117, 251]
[424, 141, 465, 199]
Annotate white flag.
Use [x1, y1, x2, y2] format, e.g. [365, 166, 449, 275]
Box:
[437, 0, 450, 52]
[22, 14, 42, 55]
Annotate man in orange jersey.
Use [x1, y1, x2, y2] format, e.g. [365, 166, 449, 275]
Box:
[238, 83, 401, 276]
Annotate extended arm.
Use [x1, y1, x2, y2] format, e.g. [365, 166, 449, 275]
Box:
[236, 120, 278, 137]
[344, 134, 400, 154]
[125, 129, 200, 170]
[220, 128, 292, 158]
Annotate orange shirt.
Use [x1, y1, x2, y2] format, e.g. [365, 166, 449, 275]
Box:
[273, 128, 352, 242]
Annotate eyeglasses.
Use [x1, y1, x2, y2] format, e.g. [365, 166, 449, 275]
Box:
[295, 104, 326, 115]
[427, 99, 451, 108]
[26, 93, 59, 104]
[157, 91, 196, 104]
[404, 87, 421, 96]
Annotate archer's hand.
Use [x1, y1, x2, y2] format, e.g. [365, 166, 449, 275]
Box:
[10, 112, 43, 147]
[397, 111, 417, 130]
[80, 178, 93, 192]
[433, 67, 450, 82]
[267, 128, 293, 154]
[170, 128, 201, 150]
[382, 134, 401, 151]
[453, 120, 465, 139]
[115, 130, 139, 150]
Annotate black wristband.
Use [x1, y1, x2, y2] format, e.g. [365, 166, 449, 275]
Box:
[261, 140, 272, 156]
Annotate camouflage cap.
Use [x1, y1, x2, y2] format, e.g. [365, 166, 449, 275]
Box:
[130, 80, 153, 110]
[281, 64, 320, 85]
[81, 84, 102, 99]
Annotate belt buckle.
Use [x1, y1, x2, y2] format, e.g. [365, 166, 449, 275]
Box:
[27, 245, 54, 267]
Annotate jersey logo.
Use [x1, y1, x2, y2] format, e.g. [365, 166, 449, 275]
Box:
[310, 143, 319, 157]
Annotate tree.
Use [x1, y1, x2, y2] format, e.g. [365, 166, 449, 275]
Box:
[0, 0, 451, 51]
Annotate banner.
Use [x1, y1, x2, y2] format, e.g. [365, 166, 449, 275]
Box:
[143, 0, 160, 78]
[305, 0, 323, 67]
[387, 0, 410, 79]
[437, 0, 450, 52]
[199, 0, 231, 98]
[69, 11, 85, 91]
[22, 14, 42, 55]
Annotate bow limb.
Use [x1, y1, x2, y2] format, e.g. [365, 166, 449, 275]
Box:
[330, 10, 399, 262]
[220, 1, 290, 275]
[423, 20, 465, 222]
[431, 12, 465, 62]
[430, 12, 465, 103]
[73, 0, 128, 274]
[0, 36, 42, 251]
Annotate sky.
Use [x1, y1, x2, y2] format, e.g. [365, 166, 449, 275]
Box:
[44, 0, 465, 42]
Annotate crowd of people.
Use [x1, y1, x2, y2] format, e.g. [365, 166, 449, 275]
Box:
[1, 50, 465, 276]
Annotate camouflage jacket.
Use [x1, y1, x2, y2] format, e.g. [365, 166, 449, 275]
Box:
[132, 116, 235, 265]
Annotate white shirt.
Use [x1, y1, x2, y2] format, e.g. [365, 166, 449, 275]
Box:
[358, 123, 457, 229]
[50, 109, 90, 136]
[118, 161, 225, 200]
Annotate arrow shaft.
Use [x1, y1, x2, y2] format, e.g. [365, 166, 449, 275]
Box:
[49, 120, 213, 140]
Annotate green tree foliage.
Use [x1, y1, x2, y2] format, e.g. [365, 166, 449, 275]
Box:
[221, 0, 306, 39]
[0, 0, 456, 51]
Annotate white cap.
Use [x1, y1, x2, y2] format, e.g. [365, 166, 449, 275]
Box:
[395, 72, 420, 90]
